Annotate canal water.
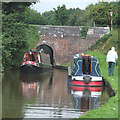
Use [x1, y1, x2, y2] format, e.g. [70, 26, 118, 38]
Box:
[2, 69, 114, 118]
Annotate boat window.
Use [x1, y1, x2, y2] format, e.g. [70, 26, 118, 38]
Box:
[82, 57, 91, 75]
[28, 54, 35, 61]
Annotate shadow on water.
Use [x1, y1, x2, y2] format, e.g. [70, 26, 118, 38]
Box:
[2, 69, 116, 118]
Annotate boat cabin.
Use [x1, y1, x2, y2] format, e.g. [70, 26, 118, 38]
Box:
[72, 55, 101, 77]
[23, 50, 41, 63]
[23, 50, 51, 65]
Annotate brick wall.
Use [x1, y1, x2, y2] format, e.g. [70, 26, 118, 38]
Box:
[37, 25, 110, 65]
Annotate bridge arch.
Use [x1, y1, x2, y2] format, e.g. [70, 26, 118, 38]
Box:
[37, 25, 110, 66]
[36, 44, 54, 65]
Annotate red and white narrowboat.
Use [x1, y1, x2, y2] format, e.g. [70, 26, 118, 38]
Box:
[20, 50, 52, 74]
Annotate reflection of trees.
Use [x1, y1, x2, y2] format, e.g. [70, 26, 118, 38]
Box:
[2, 71, 23, 118]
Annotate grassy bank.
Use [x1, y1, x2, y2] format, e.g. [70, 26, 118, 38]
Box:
[89, 30, 118, 54]
[79, 50, 118, 118]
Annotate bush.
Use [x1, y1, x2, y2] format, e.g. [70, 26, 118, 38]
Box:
[2, 23, 40, 71]
[80, 26, 88, 39]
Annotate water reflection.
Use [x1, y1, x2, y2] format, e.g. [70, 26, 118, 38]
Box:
[69, 85, 103, 113]
[20, 69, 79, 118]
[20, 70, 53, 99]
[2, 69, 112, 118]
[2, 71, 23, 118]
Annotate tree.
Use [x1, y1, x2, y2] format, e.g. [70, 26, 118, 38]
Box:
[2, 2, 39, 70]
[2, 2, 32, 23]
[80, 26, 88, 39]
[53, 5, 69, 25]
[87, 2, 118, 27]
[68, 14, 78, 26]
[25, 8, 47, 25]
[42, 10, 57, 25]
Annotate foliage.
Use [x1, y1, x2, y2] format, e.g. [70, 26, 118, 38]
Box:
[2, 22, 28, 70]
[80, 26, 88, 39]
[2, 22, 40, 70]
[41, 7, 93, 26]
[25, 8, 47, 25]
[42, 10, 57, 25]
[2, 2, 32, 23]
[67, 8, 92, 26]
[53, 5, 69, 25]
[29, 2, 118, 27]
[87, 2, 118, 27]
[2, 2, 40, 71]
[26, 25, 40, 50]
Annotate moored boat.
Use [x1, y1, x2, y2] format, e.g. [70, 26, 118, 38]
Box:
[20, 50, 52, 73]
[68, 54, 103, 87]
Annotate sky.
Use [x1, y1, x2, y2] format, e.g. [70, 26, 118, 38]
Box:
[30, 0, 117, 14]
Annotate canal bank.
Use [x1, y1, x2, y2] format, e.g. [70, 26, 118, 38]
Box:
[79, 50, 118, 118]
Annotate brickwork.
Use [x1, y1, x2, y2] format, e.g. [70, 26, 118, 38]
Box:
[37, 25, 110, 65]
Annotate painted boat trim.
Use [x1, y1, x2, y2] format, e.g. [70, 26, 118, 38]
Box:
[72, 76, 102, 81]
[71, 81, 103, 87]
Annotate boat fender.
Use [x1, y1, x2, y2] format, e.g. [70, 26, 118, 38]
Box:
[83, 76, 92, 84]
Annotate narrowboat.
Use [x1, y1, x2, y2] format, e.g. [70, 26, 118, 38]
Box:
[68, 54, 103, 87]
[20, 50, 52, 73]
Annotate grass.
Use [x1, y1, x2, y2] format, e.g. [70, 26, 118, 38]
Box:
[79, 50, 118, 118]
[59, 62, 71, 67]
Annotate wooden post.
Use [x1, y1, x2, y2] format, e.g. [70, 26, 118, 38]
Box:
[110, 11, 113, 31]
[111, 16, 113, 30]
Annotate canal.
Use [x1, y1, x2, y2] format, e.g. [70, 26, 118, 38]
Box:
[2, 68, 115, 118]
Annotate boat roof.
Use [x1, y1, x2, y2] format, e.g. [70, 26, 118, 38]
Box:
[81, 55, 91, 57]
[25, 50, 40, 53]
[73, 53, 94, 59]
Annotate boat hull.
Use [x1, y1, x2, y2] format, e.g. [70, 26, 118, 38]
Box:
[69, 75, 103, 87]
[72, 80, 103, 87]
[20, 63, 52, 74]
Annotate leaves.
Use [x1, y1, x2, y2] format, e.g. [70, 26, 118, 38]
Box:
[80, 26, 88, 39]
[54, 5, 69, 25]
[25, 8, 47, 25]
[87, 2, 118, 27]
[2, 2, 40, 71]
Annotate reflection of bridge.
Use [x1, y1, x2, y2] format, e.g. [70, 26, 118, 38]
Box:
[37, 25, 110, 66]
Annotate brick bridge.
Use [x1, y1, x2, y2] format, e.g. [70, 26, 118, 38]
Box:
[36, 25, 110, 66]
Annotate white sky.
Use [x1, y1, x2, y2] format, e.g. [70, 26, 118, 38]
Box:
[30, 0, 117, 13]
